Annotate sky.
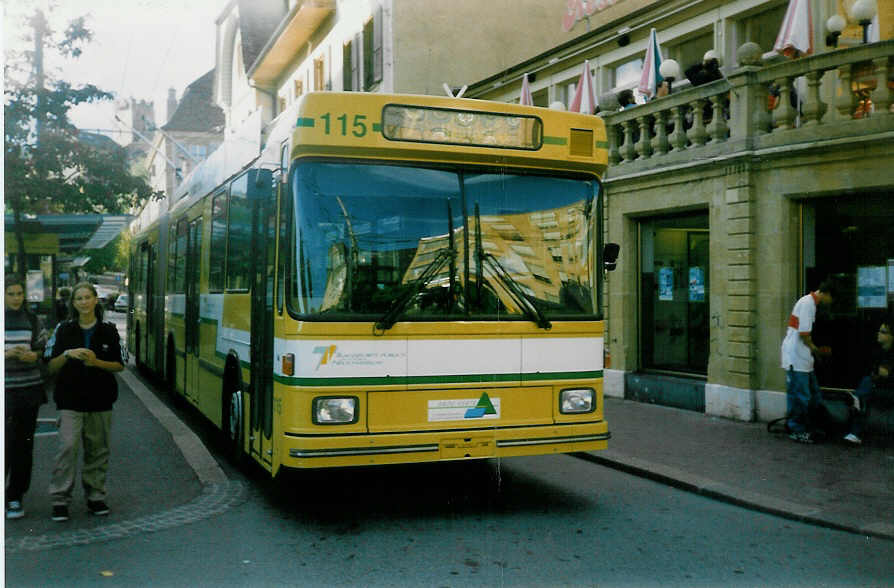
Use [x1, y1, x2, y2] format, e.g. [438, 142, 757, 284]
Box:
[4, 0, 227, 144]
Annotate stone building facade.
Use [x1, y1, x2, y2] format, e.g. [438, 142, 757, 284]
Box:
[463, 0, 894, 422]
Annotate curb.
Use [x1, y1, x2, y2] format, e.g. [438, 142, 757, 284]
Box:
[119, 368, 228, 486]
[574, 451, 894, 542]
[6, 368, 239, 553]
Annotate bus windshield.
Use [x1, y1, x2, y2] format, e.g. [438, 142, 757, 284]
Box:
[289, 161, 599, 323]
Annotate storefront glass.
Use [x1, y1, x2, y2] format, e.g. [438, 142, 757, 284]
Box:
[640, 212, 710, 374]
[804, 195, 894, 389]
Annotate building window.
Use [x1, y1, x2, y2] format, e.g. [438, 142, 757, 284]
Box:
[294, 79, 304, 101]
[665, 30, 714, 82]
[363, 6, 383, 90]
[640, 212, 710, 374]
[735, 3, 786, 61]
[188, 144, 207, 161]
[613, 57, 642, 91]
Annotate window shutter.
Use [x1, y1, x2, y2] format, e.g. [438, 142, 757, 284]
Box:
[363, 18, 373, 90]
[343, 41, 352, 91]
[373, 5, 383, 84]
[352, 34, 361, 92]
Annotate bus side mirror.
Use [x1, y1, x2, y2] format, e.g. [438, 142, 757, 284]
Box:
[603, 242, 620, 272]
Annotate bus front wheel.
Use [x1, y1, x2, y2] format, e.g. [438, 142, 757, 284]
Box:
[226, 388, 245, 464]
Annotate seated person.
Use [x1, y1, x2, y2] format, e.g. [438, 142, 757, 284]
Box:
[617, 89, 636, 109]
[684, 50, 723, 87]
[844, 315, 894, 444]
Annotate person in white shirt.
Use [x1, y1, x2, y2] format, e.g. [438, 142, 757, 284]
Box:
[780, 280, 836, 443]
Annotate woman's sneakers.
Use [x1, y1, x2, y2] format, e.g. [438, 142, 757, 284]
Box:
[50, 501, 109, 521]
[87, 500, 110, 516]
[6, 500, 25, 519]
[788, 431, 815, 444]
[843, 433, 862, 445]
[51, 504, 69, 522]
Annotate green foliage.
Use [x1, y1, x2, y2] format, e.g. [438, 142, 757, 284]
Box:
[4, 8, 157, 279]
[83, 234, 123, 275]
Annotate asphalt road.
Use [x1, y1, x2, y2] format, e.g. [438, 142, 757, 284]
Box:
[7, 451, 894, 586]
[7, 311, 894, 586]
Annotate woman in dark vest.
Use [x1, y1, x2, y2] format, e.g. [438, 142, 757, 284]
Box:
[5, 275, 48, 520]
[45, 282, 123, 522]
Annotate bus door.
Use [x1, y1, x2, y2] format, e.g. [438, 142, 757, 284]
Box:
[184, 218, 202, 403]
[248, 169, 275, 465]
[145, 244, 158, 371]
[138, 242, 151, 367]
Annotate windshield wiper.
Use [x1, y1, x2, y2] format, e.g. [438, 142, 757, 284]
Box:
[473, 203, 551, 330]
[374, 248, 457, 332]
[480, 252, 552, 330]
[376, 199, 458, 332]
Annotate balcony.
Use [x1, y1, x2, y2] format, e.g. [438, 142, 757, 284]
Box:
[599, 41, 894, 177]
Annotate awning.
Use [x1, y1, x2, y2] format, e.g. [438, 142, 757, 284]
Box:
[4, 214, 133, 255]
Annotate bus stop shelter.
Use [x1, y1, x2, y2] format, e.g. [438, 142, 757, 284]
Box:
[5, 214, 131, 318]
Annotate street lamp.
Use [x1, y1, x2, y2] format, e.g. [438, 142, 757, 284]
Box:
[850, 0, 877, 44]
[658, 59, 682, 95]
[825, 14, 845, 48]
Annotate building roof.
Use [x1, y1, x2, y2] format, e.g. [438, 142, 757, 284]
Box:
[237, 0, 288, 73]
[77, 130, 123, 152]
[161, 69, 225, 133]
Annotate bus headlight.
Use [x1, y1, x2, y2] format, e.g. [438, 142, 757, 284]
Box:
[560, 388, 595, 414]
[312, 397, 358, 424]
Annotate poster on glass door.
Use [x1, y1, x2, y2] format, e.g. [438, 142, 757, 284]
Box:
[857, 266, 887, 308]
[658, 266, 674, 301]
[688, 266, 705, 302]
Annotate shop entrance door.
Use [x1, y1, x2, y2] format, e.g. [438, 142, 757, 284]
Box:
[803, 194, 894, 389]
[640, 213, 710, 374]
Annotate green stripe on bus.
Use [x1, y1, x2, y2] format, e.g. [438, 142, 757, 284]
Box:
[522, 370, 602, 381]
[372, 122, 382, 132]
[272, 370, 602, 387]
[543, 136, 567, 145]
[595, 140, 609, 149]
[296, 118, 315, 127]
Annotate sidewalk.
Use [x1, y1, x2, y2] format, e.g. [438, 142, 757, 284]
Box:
[7, 372, 894, 550]
[581, 397, 894, 540]
[4, 368, 238, 553]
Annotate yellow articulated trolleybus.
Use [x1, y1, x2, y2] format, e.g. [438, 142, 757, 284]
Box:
[129, 92, 619, 476]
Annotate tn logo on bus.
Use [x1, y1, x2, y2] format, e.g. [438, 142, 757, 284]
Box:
[312, 345, 337, 370]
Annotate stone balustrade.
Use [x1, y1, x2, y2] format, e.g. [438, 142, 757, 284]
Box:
[600, 40, 894, 175]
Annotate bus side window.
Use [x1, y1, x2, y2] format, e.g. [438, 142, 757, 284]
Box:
[277, 191, 290, 315]
[227, 174, 252, 291]
[209, 192, 227, 292]
[276, 143, 289, 315]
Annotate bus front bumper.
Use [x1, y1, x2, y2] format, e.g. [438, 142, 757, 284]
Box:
[281, 421, 609, 469]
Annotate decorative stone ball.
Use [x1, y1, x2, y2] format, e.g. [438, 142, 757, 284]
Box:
[737, 42, 763, 67]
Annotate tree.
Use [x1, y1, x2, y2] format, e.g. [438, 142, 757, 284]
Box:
[83, 233, 122, 276]
[4, 8, 157, 282]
